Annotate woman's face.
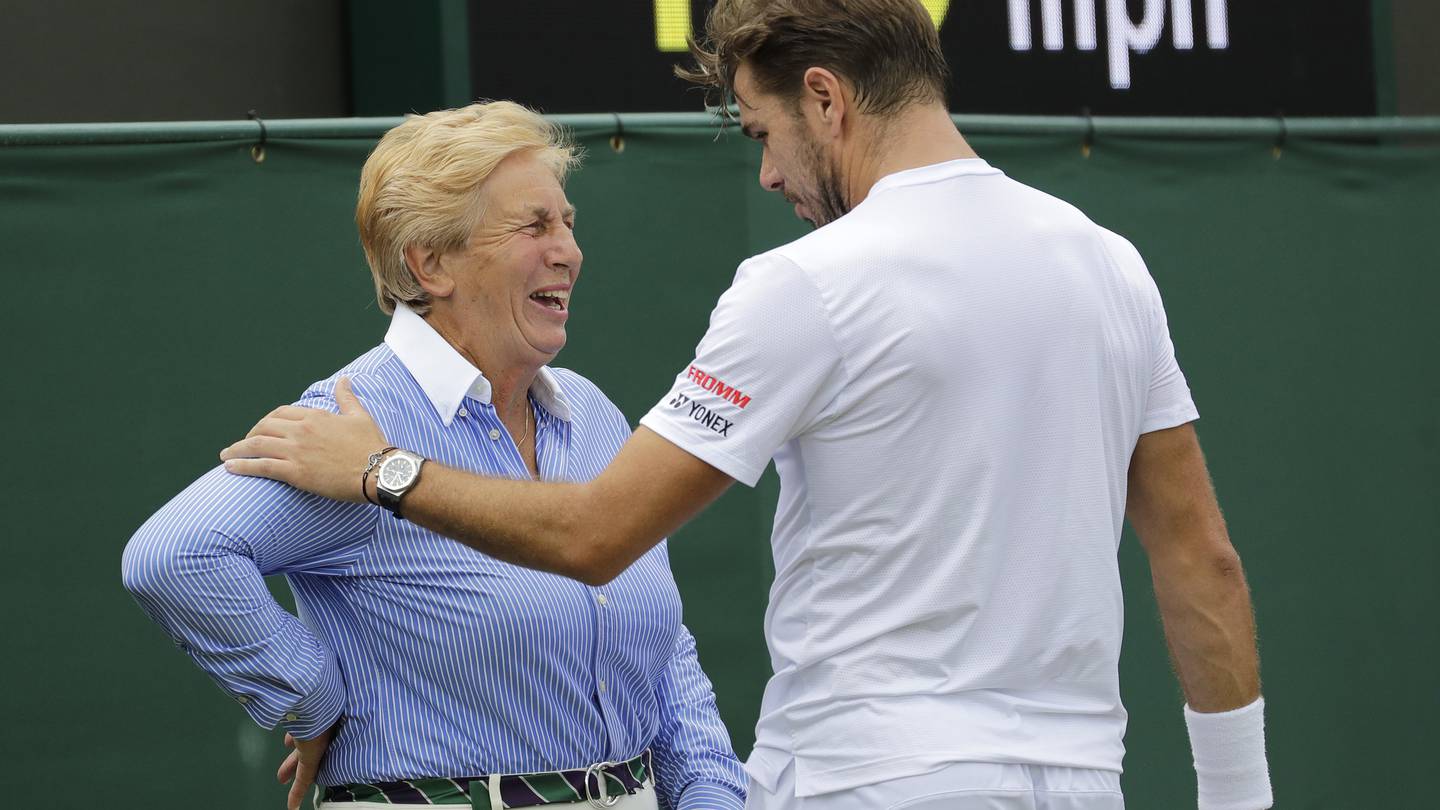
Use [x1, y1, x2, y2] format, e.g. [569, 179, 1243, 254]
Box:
[440, 151, 582, 367]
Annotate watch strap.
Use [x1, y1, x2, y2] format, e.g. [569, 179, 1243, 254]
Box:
[377, 480, 404, 513]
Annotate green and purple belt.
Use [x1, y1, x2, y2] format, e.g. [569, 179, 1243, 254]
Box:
[321, 750, 651, 808]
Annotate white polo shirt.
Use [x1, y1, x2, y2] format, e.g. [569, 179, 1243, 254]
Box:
[640, 158, 1198, 797]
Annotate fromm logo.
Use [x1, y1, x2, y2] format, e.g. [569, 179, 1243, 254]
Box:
[687, 365, 751, 409]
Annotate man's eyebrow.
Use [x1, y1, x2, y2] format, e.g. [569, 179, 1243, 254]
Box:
[734, 88, 762, 139]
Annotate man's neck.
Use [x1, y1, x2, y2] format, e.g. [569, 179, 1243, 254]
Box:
[843, 104, 978, 209]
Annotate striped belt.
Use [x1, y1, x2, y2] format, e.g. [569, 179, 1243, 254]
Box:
[321, 750, 651, 809]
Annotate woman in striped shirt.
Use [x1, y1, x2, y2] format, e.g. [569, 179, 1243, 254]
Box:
[123, 101, 747, 810]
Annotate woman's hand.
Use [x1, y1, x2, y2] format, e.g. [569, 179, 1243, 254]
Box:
[277, 719, 340, 810]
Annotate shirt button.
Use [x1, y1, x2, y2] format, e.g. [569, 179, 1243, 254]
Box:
[457, 407, 468, 418]
[596, 594, 608, 606]
[598, 680, 607, 694]
[284, 712, 298, 722]
[488, 428, 501, 440]
[236, 695, 250, 705]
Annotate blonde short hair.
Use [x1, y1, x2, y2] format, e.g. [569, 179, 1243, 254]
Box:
[356, 101, 579, 315]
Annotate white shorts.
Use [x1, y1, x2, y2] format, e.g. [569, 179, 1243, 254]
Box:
[744, 761, 1123, 810]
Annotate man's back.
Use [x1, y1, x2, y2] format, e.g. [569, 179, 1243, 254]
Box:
[645, 158, 1197, 796]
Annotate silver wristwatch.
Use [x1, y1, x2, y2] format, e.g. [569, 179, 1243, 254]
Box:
[375, 449, 425, 517]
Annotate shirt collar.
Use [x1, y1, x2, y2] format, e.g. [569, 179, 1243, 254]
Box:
[866, 157, 1000, 199]
[384, 304, 573, 426]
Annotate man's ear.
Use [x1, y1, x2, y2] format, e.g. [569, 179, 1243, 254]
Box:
[404, 244, 455, 299]
[802, 66, 848, 140]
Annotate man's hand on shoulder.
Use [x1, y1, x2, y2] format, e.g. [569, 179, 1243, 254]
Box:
[221, 377, 388, 503]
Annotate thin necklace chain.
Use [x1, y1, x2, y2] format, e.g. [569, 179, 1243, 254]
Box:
[516, 400, 538, 480]
[515, 400, 534, 450]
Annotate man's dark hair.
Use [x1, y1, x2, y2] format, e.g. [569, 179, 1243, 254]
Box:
[677, 0, 951, 116]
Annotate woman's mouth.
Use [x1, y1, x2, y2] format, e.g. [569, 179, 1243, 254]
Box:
[529, 288, 570, 314]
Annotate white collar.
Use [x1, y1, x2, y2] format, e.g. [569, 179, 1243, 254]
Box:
[867, 157, 999, 198]
[383, 303, 573, 426]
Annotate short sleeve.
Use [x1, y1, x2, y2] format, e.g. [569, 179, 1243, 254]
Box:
[1141, 283, 1200, 433]
[1100, 229, 1199, 434]
[639, 254, 846, 486]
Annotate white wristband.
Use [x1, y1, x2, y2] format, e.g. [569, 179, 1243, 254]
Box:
[1183, 697, 1273, 810]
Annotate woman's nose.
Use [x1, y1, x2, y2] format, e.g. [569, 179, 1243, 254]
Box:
[548, 227, 582, 271]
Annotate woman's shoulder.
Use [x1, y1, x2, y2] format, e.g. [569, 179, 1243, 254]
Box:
[297, 344, 408, 410]
[544, 367, 631, 435]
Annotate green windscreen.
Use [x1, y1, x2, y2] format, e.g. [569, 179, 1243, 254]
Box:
[1, 117, 1436, 808]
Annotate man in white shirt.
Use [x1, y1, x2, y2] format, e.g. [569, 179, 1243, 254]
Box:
[222, 1, 1272, 808]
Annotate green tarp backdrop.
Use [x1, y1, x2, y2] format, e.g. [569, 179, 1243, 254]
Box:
[2, 115, 1437, 808]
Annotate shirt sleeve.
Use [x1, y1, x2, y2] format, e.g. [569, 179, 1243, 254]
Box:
[649, 625, 748, 810]
[1140, 283, 1201, 433]
[120, 382, 381, 740]
[1100, 230, 1200, 434]
[639, 253, 847, 486]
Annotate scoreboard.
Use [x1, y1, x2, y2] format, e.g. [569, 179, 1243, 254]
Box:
[466, 0, 1380, 116]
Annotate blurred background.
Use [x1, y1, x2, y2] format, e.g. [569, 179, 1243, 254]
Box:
[2, 2, 1437, 808]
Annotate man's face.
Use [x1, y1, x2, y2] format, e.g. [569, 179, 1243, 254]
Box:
[439, 150, 582, 365]
[734, 62, 850, 228]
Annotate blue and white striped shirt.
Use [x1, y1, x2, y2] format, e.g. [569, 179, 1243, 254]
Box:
[122, 305, 746, 809]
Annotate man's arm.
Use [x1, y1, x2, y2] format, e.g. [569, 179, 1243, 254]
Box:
[1128, 417, 1255, 703]
[407, 426, 734, 585]
[222, 257, 843, 585]
[1126, 422, 1259, 709]
[222, 379, 736, 586]
[1127, 422, 1272, 810]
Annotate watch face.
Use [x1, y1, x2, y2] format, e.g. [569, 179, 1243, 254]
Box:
[380, 457, 416, 489]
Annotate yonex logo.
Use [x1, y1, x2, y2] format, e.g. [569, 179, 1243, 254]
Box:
[666, 392, 734, 437]
[686, 365, 751, 409]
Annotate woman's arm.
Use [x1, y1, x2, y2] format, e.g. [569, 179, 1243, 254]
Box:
[124, 391, 379, 740]
[649, 626, 748, 809]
